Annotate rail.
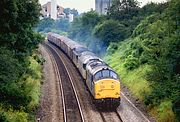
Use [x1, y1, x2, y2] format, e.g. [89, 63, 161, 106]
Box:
[45, 43, 85, 122]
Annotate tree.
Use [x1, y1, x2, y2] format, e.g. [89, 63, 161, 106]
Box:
[0, 0, 42, 55]
[64, 8, 71, 16]
[71, 8, 78, 16]
[54, 19, 70, 32]
[108, 0, 140, 20]
[69, 10, 105, 54]
[64, 8, 79, 16]
[0, 0, 42, 109]
[81, 10, 102, 30]
[93, 19, 126, 46]
[107, 0, 141, 38]
[140, 2, 168, 16]
[36, 18, 54, 32]
[70, 10, 103, 43]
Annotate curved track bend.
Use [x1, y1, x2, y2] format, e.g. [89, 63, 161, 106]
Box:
[43, 43, 85, 122]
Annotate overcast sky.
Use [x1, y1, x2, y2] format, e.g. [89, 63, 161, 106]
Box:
[39, 0, 167, 13]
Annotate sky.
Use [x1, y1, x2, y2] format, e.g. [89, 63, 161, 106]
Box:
[39, 0, 167, 13]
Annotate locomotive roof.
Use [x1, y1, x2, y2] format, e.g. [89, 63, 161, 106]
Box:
[49, 32, 63, 39]
[48, 33, 87, 51]
[59, 36, 86, 50]
[85, 59, 112, 75]
[90, 64, 114, 75]
[73, 47, 89, 55]
[79, 51, 102, 65]
[51, 33, 61, 37]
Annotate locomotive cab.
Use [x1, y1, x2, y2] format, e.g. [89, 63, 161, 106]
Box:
[93, 69, 120, 99]
[92, 69, 121, 108]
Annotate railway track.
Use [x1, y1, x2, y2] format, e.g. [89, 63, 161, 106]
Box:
[43, 43, 85, 122]
[99, 111, 123, 122]
[45, 42, 124, 122]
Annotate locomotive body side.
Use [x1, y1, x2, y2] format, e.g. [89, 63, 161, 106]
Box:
[78, 51, 101, 79]
[73, 47, 89, 68]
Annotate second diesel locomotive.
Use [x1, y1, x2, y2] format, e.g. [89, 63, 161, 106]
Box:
[47, 32, 121, 108]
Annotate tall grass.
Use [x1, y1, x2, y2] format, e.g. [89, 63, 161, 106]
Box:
[104, 40, 176, 121]
[105, 46, 151, 100]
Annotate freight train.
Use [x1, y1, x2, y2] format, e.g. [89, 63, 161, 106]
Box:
[47, 32, 121, 109]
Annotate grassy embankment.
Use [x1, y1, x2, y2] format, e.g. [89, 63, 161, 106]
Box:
[104, 40, 175, 122]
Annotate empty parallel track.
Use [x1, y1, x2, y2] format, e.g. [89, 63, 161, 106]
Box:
[43, 43, 85, 122]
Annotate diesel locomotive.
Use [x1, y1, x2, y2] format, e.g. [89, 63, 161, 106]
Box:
[47, 32, 121, 108]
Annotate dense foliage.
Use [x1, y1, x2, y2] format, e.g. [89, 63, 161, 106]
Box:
[105, 0, 179, 121]
[0, 0, 43, 121]
[36, 18, 70, 36]
[93, 19, 126, 45]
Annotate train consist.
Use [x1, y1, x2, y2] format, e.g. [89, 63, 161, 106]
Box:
[47, 32, 121, 108]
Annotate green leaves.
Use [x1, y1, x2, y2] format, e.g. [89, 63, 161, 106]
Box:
[0, 48, 22, 84]
[81, 10, 102, 30]
[0, 47, 28, 108]
[93, 19, 126, 45]
[0, 0, 42, 120]
[0, 0, 41, 55]
[109, 0, 140, 20]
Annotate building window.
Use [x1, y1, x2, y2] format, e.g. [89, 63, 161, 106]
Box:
[45, 7, 47, 12]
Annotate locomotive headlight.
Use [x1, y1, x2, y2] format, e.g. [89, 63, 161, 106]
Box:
[115, 92, 119, 95]
[111, 85, 114, 89]
[97, 93, 100, 96]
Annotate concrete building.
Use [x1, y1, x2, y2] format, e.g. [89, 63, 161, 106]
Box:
[95, 0, 112, 14]
[51, 0, 57, 20]
[41, 1, 65, 20]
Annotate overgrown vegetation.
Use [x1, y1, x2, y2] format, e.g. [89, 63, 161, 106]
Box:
[0, 0, 43, 121]
[36, 18, 70, 36]
[105, 0, 180, 121]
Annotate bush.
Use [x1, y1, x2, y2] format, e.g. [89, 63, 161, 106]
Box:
[172, 96, 180, 121]
[149, 101, 175, 122]
[107, 43, 118, 54]
[0, 51, 42, 121]
[124, 55, 139, 70]
[0, 111, 8, 122]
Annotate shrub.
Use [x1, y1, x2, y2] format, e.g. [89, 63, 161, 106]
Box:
[0, 111, 8, 122]
[124, 55, 139, 70]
